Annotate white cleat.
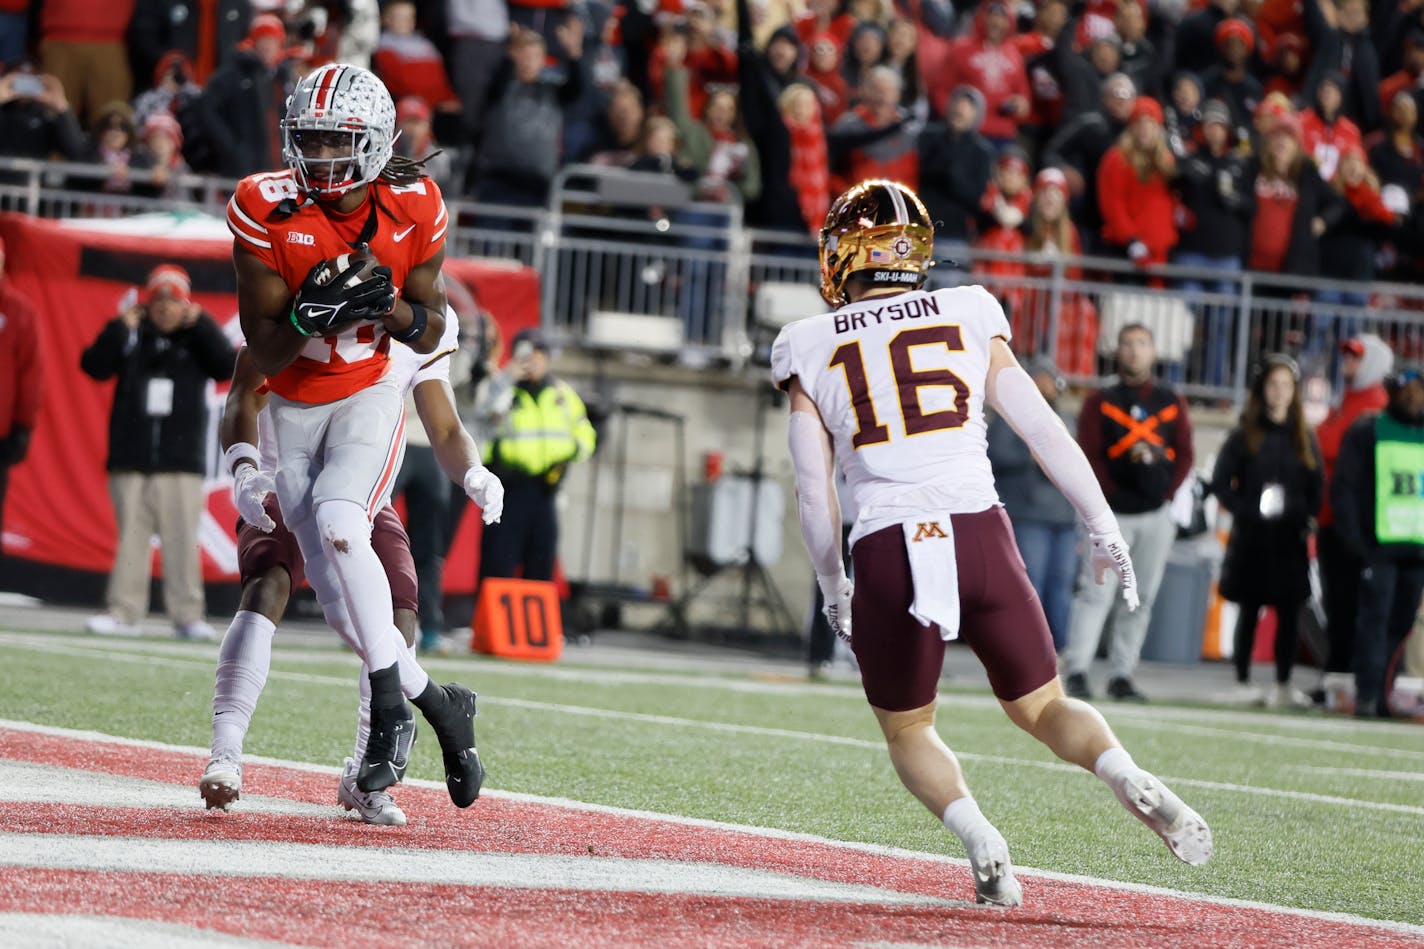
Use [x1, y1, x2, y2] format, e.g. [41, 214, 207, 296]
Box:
[966, 831, 1023, 907]
[338, 757, 407, 826]
[199, 754, 242, 811]
[1113, 770, 1213, 866]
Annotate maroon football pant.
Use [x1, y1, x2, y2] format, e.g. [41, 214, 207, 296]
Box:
[850, 506, 1058, 711]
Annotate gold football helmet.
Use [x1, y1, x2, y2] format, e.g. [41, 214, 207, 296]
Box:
[818, 179, 935, 307]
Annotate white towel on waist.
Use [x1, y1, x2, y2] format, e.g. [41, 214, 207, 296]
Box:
[902, 515, 961, 641]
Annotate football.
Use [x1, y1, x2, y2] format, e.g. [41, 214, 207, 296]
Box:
[312, 248, 381, 289]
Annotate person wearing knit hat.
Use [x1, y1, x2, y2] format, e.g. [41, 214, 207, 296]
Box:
[191, 10, 294, 177]
[1203, 17, 1263, 136]
[1248, 102, 1347, 279]
[1097, 95, 1179, 268]
[917, 83, 994, 242]
[80, 264, 236, 641]
[1301, 70, 1363, 181]
[1314, 333, 1393, 704]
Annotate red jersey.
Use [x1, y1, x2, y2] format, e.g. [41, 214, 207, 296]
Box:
[226, 171, 448, 405]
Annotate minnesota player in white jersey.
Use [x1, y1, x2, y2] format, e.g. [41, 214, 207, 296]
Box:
[201, 311, 504, 823]
[773, 180, 1212, 907]
[227, 62, 484, 806]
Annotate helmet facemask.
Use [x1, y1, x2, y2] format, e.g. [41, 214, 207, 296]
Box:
[282, 64, 395, 200]
[819, 179, 935, 307]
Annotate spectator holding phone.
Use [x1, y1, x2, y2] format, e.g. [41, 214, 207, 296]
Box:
[0, 68, 89, 174]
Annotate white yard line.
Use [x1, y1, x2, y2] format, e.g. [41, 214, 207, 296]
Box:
[2, 720, 1422, 939]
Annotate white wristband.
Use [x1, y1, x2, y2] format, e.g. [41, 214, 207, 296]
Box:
[224, 442, 260, 476]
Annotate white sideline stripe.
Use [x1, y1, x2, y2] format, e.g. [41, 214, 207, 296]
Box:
[1305, 766, 1424, 783]
[0, 833, 953, 907]
[4, 640, 1424, 815]
[0, 913, 301, 949]
[3, 630, 1414, 742]
[3, 721, 1423, 940]
[0, 760, 333, 816]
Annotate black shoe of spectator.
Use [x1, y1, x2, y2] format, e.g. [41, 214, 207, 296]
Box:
[1107, 677, 1148, 702]
[1064, 672, 1092, 699]
[1308, 687, 1327, 707]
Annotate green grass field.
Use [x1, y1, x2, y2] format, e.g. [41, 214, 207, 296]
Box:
[2, 626, 1421, 927]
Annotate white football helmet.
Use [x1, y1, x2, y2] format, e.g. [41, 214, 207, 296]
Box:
[281, 63, 396, 198]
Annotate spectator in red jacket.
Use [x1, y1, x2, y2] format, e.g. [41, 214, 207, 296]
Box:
[1320, 143, 1401, 306]
[1248, 112, 1346, 280]
[39, 0, 135, 127]
[778, 83, 831, 233]
[1024, 167, 1097, 372]
[1302, 71, 1363, 181]
[973, 147, 1031, 321]
[1378, 29, 1424, 117]
[1313, 333, 1393, 697]
[0, 234, 42, 568]
[372, 0, 460, 113]
[937, 0, 1030, 147]
[1097, 96, 1178, 269]
[806, 33, 851, 124]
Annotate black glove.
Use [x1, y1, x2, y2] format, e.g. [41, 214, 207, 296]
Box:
[291, 259, 395, 337]
[1, 426, 31, 466]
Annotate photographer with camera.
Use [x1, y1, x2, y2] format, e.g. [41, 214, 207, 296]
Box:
[475, 328, 596, 587]
[79, 265, 235, 639]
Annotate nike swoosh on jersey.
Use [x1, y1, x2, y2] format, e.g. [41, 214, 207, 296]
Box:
[393, 225, 416, 242]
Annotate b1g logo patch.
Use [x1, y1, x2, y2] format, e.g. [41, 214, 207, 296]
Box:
[892, 237, 913, 258]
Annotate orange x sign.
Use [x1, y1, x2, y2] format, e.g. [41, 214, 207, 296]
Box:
[1102, 401, 1178, 461]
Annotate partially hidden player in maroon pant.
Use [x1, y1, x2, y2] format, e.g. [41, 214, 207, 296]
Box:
[773, 180, 1212, 908]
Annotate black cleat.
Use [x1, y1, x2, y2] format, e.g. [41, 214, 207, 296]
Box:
[1064, 672, 1092, 700]
[419, 683, 484, 807]
[358, 700, 417, 792]
[1106, 676, 1149, 703]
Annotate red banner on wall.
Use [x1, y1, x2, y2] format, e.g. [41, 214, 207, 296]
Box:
[0, 211, 540, 597]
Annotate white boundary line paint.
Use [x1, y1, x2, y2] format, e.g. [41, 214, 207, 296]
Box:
[2, 720, 1422, 939]
[0, 912, 304, 949]
[5, 633, 1422, 757]
[5, 641, 1424, 816]
[6, 630, 1420, 742]
[1305, 766, 1424, 783]
[0, 833, 957, 907]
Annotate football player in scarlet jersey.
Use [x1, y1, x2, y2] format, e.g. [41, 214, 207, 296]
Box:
[773, 180, 1212, 907]
[200, 309, 505, 822]
[226, 62, 482, 807]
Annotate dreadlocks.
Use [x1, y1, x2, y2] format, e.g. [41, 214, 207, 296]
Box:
[379, 151, 442, 185]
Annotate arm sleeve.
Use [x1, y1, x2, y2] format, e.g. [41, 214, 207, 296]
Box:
[787, 409, 845, 579]
[561, 384, 597, 460]
[991, 364, 1116, 534]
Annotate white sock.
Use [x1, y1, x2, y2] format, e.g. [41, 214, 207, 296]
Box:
[395, 638, 430, 699]
[942, 796, 994, 847]
[354, 663, 372, 762]
[1094, 747, 1138, 787]
[210, 610, 277, 759]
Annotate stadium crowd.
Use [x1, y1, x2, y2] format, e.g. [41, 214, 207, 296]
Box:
[2, 0, 1424, 287]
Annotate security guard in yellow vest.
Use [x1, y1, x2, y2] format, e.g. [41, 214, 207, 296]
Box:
[477, 328, 596, 583]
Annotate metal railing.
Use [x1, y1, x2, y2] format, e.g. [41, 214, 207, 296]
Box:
[5, 156, 1424, 403]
